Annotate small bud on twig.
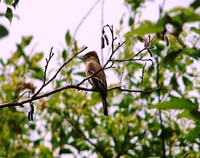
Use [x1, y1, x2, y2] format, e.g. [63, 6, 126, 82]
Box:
[104, 34, 109, 46]
[101, 36, 105, 49]
[165, 35, 169, 46]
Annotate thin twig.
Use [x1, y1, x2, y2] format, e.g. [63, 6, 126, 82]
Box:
[133, 46, 154, 58]
[101, 0, 105, 64]
[118, 66, 124, 87]
[12, 90, 32, 103]
[0, 83, 161, 108]
[43, 47, 54, 83]
[181, 152, 190, 158]
[140, 62, 147, 89]
[102, 24, 125, 68]
[32, 47, 87, 98]
[112, 57, 154, 66]
[72, 0, 101, 42]
[109, 86, 161, 93]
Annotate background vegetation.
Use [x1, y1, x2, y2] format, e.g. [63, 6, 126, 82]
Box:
[0, 0, 200, 157]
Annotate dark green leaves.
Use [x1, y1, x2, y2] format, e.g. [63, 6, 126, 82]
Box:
[182, 48, 200, 59]
[169, 7, 200, 23]
[191, 27, 200, 34]
[0, 25, 8, 39]
[162, 49, 183, 66]
[186, 125, 200, 142]
[150, 97, 198, 110]
[59, 148, 73, 154]
[5, 7, 13, 23]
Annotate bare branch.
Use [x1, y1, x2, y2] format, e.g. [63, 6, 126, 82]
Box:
[140, 62, 147, 89]
[181, 152, 190, 158]
[0, 82, 161, 109]
[0, 25, 161, 116]
[101, 24, 125, 68]
[12, 90, 32, 103]
[43, 47, 54, 83]
[118, 66, 124, 87]
[72, 0, 101, 42]
[108, 86, 162, 93]
[32, 47, 87, 98]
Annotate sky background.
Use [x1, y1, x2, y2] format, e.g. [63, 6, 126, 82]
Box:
[0, 0, 192, 60]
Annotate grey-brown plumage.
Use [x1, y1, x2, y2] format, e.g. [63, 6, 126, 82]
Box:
[79, 51, 108, 116]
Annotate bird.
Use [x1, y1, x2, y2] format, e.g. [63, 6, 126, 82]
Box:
[79, 51, 108, 116]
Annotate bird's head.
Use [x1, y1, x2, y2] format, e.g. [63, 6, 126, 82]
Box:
[79, 51, 100, 64]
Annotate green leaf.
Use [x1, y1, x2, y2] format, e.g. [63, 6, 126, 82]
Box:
[162, 49, 183, 66]
[21, 36, 33, 48]
[62, 50, 67, 61]
[16, 44, 26, 58]
[38, 146, 52, 157]
[12, 0, 20, 8]
[182, 48, 200, 59]
[2, 84, 15, 92]
[65, 30, 71, 46]
[150, 97, 198, 110]
[31, 53, 44, 62]
[191, 27, 200, 34]
[128, 17, 134, 26]
[186, 125, 200, 142]
[74, 71, 85, 77]
[51, 135, 59, 149]
[125, 23, 162, 36]
[5, 7, 13, 23]
[0, 25, 9, 39]
[31, 66, 44, 80]
[182, 76, 192, 88]
[59, 148, 73, 154]
[178, 110, 200, 121]
[34, 138, 43, 146]
[169, 7, 200, 23]
[168, 35, 183, 51]
[190, 0, 200, 9]
[3, 0, 12, 5]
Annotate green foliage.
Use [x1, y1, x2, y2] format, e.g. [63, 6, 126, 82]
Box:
[0, 0, 20, 40]
[0, 25, 9, 39]
[65, 30, 72, 46]
[3, 0, 20, 8]
[5, 7, 13, 23]
[0, 0, 200, 157]
[150, 97, 198, 110]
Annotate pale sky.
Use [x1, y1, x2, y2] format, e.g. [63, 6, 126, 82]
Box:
[0, 0, 192, 60]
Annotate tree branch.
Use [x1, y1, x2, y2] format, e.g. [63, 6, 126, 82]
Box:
[32, 46, 87, 98]
[0, 25, 161, 124]
[0, 82, 161, 108]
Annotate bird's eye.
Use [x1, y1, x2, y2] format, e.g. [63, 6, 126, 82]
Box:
[86, 55, 90, 58]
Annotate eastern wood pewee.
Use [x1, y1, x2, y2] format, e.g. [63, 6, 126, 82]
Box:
[79, 51, 108, 116]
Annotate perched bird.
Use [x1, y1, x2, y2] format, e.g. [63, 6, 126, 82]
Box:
[79, 51, 108, 116]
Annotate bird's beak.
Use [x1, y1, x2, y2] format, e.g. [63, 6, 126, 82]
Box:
[78, 56, 84, 61]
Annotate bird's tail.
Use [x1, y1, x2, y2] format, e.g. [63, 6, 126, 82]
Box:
[102, 97, 108, 116]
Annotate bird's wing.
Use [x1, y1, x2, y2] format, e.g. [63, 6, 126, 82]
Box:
[87, 62, 107, 97]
